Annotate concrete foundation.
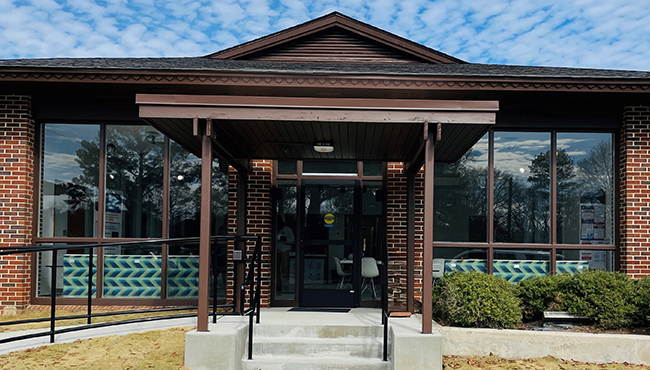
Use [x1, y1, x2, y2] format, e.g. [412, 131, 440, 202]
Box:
[436, 324, 650, 365]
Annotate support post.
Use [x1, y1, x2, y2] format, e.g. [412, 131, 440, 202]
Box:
[197, 130, 213, 332]
[422, 122, 435, 334]
[235, 169, 248, 313]
[406, 171, 415, 313]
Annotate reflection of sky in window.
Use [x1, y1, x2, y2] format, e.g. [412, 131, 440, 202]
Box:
[557, 133, 612, 164]
[494, 132, 550, 183]
[465, 133, 488, 169]
[43, 124, 99, 183]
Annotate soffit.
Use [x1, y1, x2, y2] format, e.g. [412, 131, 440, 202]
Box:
[138, 94, 497, 164]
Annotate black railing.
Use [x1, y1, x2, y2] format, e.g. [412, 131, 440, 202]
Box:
[381, 241, 389, 362]
[0, 235, 260, 346]
[240, 235, 262, 360]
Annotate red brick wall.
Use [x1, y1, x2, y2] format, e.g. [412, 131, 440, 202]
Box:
[0, 95, 35, 315]
[385, 162, 424, 307]
[620, 106, 650, 278]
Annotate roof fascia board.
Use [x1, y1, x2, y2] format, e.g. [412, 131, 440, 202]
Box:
[139, 105, 496, 124]
[207, 13, 463, 64]
[2, 69, 650, 92]
[136, 94, 499, 111]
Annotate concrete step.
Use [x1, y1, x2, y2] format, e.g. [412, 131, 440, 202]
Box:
[252, 336, 383, 358]
[253, 324, 384, 339]
[242, 355, 391, 370]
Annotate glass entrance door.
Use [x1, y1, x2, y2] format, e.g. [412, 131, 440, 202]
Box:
[300, 180, 361, 307]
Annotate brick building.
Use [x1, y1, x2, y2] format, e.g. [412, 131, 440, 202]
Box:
[0, 13, 648, 329]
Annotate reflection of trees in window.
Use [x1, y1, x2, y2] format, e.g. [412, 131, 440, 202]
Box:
[434, 151, 487, 242]
[558, 139, 613, 244]
[494, 149, 576, 243]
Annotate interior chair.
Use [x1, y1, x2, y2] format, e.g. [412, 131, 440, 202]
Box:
[334, 256, 351, 289]
[432, 258, 446, 286]
[361, 257, 380, 298]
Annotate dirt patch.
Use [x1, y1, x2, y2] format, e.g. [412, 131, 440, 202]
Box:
[0, 326, 193, 370]
[443, 355, 650, 369]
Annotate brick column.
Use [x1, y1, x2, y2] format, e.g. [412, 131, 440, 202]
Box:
[247, 160, 272, 307]
[385, 163, 424, 308]
[620, 106, 650, 278]
[0, 95, 35, 315]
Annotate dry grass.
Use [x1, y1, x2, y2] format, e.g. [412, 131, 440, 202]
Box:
[0, 308, 195, 333]
[443, 355, 650, 370]
[0, 327, 193, 370]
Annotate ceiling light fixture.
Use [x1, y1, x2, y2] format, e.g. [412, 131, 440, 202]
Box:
[313, 142, 334, 153]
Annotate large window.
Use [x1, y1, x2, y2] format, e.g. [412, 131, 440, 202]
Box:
[435, 130, 615, 280]
[37, 123, 229, 300]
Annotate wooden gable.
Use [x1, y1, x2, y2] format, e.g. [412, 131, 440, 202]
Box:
[207, 12, 464, 64]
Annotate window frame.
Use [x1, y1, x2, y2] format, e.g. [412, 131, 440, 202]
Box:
[432, 128, 618, 275]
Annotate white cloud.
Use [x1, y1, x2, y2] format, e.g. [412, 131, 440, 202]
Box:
[0, 0, 648, 71]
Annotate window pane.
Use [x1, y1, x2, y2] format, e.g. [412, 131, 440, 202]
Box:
[40, 124, 100, 237]
[105, 125, 163, 238]
[169, 142, 201, 238]
[37, 244, 95, 297]
[433, 248, 488, 274]
[434, 134, 488, 242]
[557, 249, 614, 273]
[303, 161, 357, 174]
[556, 133, 614, 245]
[493, 248, 550, 283]
[275, 180, 297, 301]
[277, 161, 297, 175]
[103, 242, 162, 298]
[494, 132, 551, 243]
[363, 162, 383, 176]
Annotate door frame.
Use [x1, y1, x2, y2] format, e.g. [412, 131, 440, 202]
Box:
[298, 180, 363, 307]
[271, 161, 387, 308]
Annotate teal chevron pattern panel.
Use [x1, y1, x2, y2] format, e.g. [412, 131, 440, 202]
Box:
[445, 259, 487, 273]
[167, 256, 200, 298]
[103, 256, 161, 298]
[493, 260, 548, 283]
[556, 261, 590, 275]
[63, 254, 97, 298]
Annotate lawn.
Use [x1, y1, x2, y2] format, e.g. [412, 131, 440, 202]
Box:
[1, 327, 649, 370]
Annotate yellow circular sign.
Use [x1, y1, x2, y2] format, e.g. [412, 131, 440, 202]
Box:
[324, 213, 335, 225]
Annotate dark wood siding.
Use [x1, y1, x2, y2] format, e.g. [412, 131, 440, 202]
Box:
[244, 28, 427, 64]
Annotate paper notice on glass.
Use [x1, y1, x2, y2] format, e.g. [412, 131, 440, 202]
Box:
[581, 223, 594, 240]
[593, 223, 605, 240]
[594, 204, 605, 223]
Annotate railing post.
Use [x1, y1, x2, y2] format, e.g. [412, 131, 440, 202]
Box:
[212, 239, 218, 324]
[248, 310, 254, 360]
[256, 238, 261, 324]
[87, 247, 93, 325]
[50, 248, 57, 344]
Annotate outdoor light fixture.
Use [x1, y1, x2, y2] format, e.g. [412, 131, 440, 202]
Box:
[313, 142, 334, 153]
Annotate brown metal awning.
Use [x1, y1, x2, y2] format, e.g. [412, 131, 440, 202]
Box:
[137, 94, 498, 167]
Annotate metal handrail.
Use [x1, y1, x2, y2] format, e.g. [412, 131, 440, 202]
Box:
[0, 235, 259, 346]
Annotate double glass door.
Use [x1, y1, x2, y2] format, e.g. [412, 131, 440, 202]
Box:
[274, 176, 384, 308]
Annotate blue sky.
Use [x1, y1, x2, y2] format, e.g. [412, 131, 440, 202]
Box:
[1, 0, 649, 71]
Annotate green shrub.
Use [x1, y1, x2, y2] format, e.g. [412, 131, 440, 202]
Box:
[556, 270, 636, 329]
[433, 271, 522, 329]
[633, 277, 650, 326]
[515, 273, 573, 321]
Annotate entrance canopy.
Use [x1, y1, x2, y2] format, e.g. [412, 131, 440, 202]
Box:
[137, 94, 498, 168]
[136, 92, 498, 333]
